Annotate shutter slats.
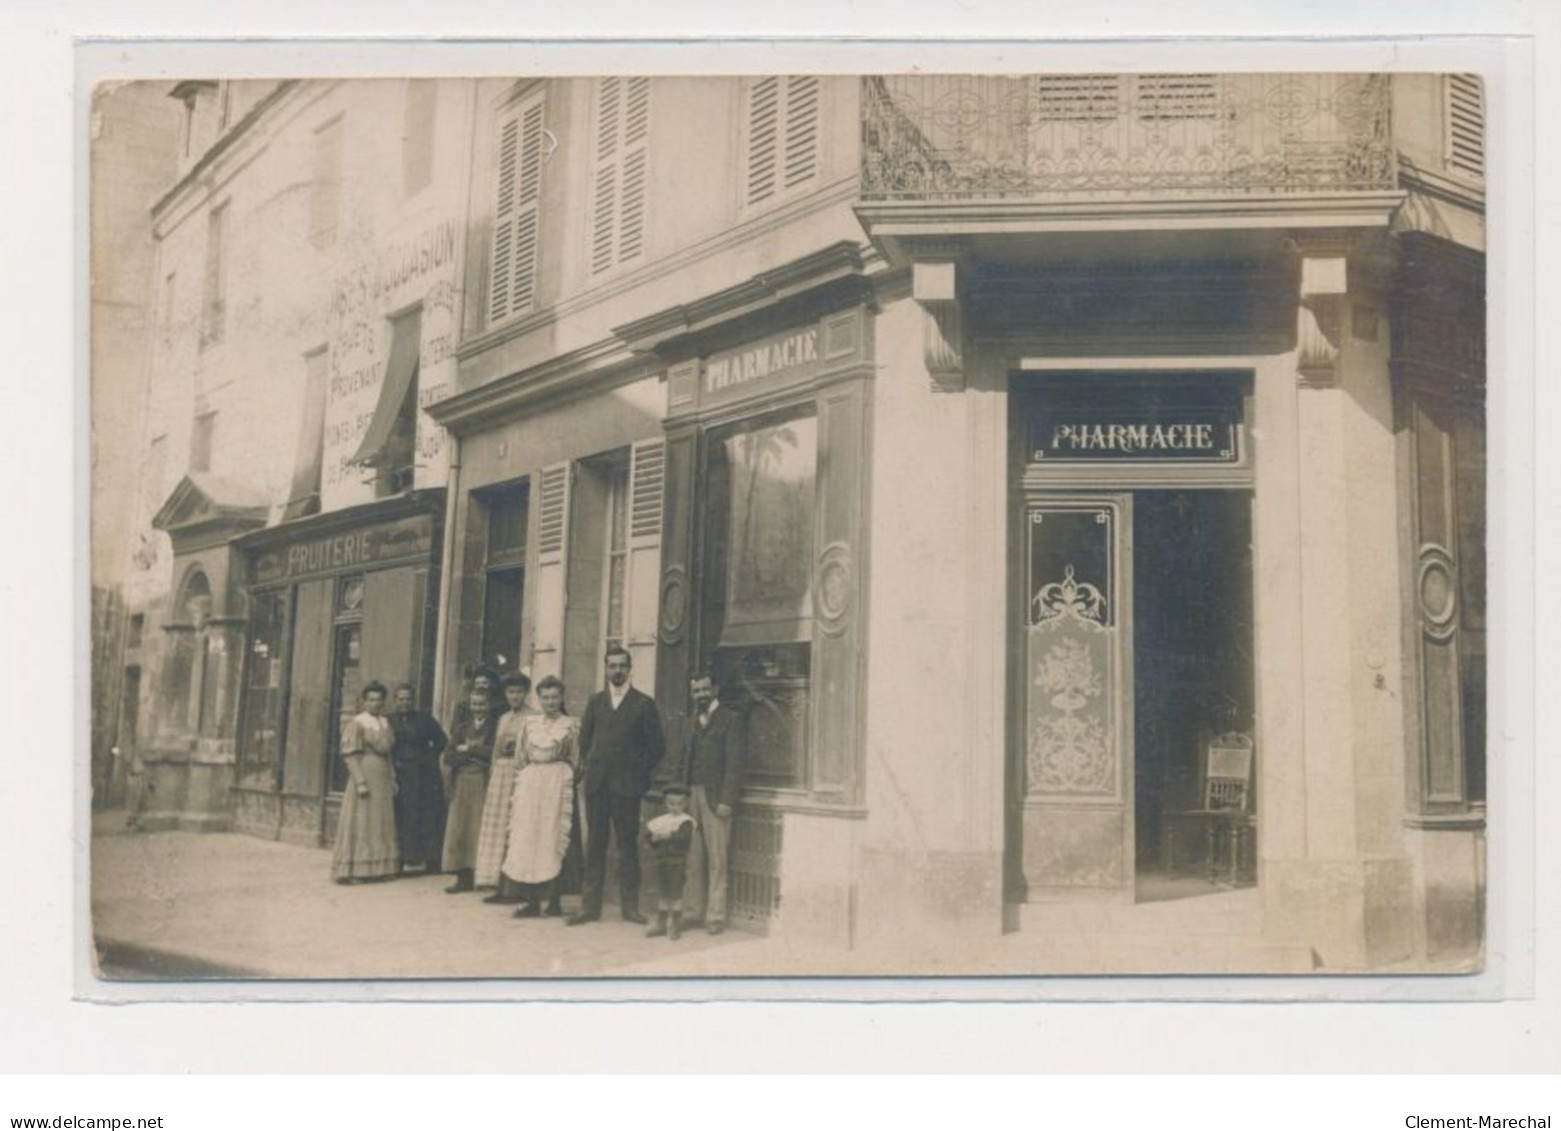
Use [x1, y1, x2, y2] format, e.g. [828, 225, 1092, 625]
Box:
[591, 77, 650, 274]
[783, 76, 820, 188]
[591, 163, 618, 274]
[748, 76, 820, 206]
[1447, 74, 1484, 179]
[618, 149, 647, 263]
[489, 96, 545, 325]
[537, 464, 569, 556]
[629, 439, 665, 540]
[624, 77, 650, 145]
[747, 77, 780, 205]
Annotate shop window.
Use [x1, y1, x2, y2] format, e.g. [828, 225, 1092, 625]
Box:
[589, 76, 650, 275]
[481, 480, 529, 673]
[1445, 74, 1484, 181]
[327, 575, 366, 795]
[744, 76, 821, 209]
[701, 410, 818, 789]
[199, 203, 227, 349]
[237, 589, 292, 790]
[488, 90, 545, 324]
[403, 80, 437, 197]
[310, 115, 344, 249]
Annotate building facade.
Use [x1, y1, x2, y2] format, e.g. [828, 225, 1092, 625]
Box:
[98, 72, 1486, 971]
[118, 78, 474, 844]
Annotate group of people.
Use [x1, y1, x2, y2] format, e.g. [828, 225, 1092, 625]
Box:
[329, 646, 746, 940]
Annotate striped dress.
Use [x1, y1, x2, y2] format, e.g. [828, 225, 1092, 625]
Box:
[473, 709, 528, 887]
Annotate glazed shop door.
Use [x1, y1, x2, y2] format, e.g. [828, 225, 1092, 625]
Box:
[1013, 494, 1134, 902]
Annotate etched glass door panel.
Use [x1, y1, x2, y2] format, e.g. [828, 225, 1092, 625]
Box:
[1017, 496, 1133, 900]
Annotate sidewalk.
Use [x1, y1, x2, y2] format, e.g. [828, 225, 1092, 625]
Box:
[89, 811, 772, 981]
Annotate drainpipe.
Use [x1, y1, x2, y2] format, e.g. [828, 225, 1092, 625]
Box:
[431, 434, 460, 717]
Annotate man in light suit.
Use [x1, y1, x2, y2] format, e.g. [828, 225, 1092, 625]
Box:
[567, 646, 665, 926]
[681, 673, 746, 935]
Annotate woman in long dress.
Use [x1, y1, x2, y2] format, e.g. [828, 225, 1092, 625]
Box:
[501, 675, 580, 918]
[388, 682, 448, 874]
[475, 674, 532, 900]
[439, 687, 497, 893]
[331, 681, 399, 883]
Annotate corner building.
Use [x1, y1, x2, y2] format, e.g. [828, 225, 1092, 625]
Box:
[429, 73, 1486, 969]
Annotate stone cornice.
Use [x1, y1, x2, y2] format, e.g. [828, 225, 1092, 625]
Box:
[427, 338, 653, 436]
[232, 488, 445, 553]
[612, 240, 872, 357]
[856, 192, 1407, 255]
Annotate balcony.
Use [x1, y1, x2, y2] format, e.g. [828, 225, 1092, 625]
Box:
[861, 73, 1395, 204]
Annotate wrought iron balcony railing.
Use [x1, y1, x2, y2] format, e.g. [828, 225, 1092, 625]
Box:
[862, 73, 1395, 202]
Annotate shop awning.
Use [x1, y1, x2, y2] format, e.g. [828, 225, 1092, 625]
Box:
[350, 311, 421, 468]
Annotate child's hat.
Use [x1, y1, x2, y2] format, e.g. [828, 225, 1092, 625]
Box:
[661, 783, 690, 797]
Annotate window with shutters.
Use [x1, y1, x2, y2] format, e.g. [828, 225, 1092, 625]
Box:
[480, 480, 529, 675]
[744, 76, 822, 211]
[488, 91, 546, 326]
[588, 76, 650, 275]
[1445, 74, 1484, 181]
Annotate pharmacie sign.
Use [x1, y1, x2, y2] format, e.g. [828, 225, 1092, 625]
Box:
[1029, 408, 1242, 463]
[701, 326, 821, 408]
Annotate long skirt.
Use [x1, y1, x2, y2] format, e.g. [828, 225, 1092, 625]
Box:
[392, 756, 445, 867]
[441, 765, 489, 873]
[500, 761, 575, 885]
[331, 755, 399, 881]
[473, 757, 522, 887]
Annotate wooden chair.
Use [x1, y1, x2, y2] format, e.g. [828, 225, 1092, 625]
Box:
[1161, 731, 1256, 887]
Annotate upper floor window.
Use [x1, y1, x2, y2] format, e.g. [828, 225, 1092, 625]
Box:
[310, 115, 344, 249]
[199, 204, 227, 349]
[744, 76, 821, 210]
[1445, 73, 1484, 181]
[488, 90, 546, 325]
[189, 410, 216, 474]
[589, 76, 650, 275]
[403, 80, 437, 197]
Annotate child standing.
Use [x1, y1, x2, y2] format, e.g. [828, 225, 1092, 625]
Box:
[642, 784, 696, 940]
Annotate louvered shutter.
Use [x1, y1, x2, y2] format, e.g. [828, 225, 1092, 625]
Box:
[624, 439, 665, 688]
[746, 76, 820, 208]
[1446, 74, 1484, 180]
[530, 461, 572, 681]
[488, 95, 545, 325]
[782, 76, 821, 190]
[590, 77, 650, 274]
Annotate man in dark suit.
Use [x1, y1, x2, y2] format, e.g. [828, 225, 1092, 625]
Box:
[681, 673, 745, 935]
[567, 646, 665, 926]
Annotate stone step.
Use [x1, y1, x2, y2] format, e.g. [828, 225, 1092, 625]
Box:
[1014, 887, 1264, 938]
[998, 927, 1317, 976]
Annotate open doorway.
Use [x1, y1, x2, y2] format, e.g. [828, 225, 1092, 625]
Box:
[1132, 489, 1255, 902]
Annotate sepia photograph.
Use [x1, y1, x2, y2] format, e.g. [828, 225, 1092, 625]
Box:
[87, 67, 1490, 985]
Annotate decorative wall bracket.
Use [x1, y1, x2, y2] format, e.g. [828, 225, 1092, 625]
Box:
[913, 260, 966, 393]
[1296, 253, 1348, 389]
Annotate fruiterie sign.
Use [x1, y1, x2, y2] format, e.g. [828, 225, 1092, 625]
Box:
[1029, 408, 1241, 463]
